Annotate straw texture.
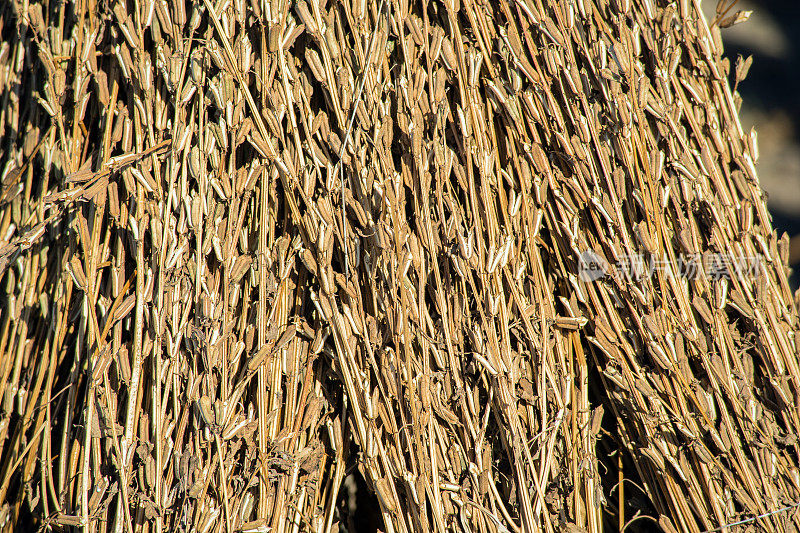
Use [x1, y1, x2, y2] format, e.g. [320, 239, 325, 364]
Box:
[1, 0, 799, 531]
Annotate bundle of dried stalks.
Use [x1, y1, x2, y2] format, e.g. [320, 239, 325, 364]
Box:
[1, 0, 799, 531]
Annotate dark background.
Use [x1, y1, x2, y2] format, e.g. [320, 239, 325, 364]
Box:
[705, 0, 800, 285]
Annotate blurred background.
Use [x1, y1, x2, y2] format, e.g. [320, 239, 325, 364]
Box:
[703, 0, 800, 286]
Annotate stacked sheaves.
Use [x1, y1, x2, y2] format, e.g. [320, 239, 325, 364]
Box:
[0, 0, 799, 531]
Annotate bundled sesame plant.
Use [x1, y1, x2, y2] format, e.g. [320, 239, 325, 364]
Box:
[1, 0, 799, 531]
